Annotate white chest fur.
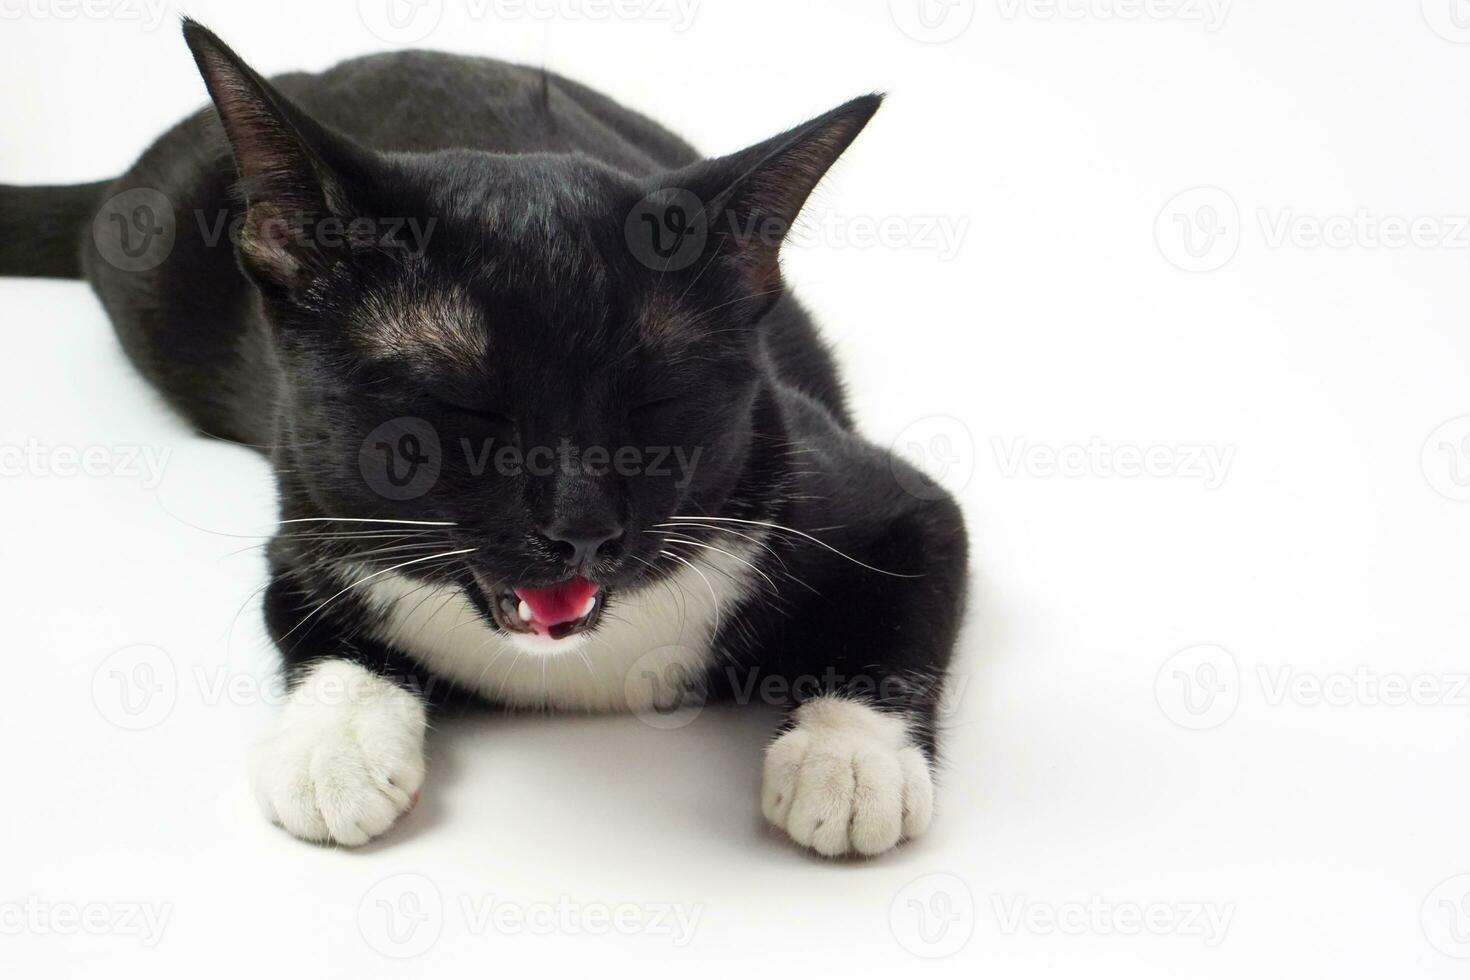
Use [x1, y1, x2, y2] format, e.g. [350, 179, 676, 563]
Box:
[358, 543, 758, 712]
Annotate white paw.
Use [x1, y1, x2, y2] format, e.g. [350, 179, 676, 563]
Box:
[249, 660, 427, 847]
[761, 696, 934, 857]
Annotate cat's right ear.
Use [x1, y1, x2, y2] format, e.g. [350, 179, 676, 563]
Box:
[182, 18, 355, 290]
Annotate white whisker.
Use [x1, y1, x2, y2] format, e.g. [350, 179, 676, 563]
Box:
[662, 515, 921, 579]
[280, 548, 475, 641]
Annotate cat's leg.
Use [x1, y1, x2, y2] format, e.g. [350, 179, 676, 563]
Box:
[248, 572, 443, 846]
[761, 694, 939, 858]
[752, 483, 968, 857]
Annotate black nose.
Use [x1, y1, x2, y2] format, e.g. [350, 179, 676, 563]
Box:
[542, 522, 624, 571]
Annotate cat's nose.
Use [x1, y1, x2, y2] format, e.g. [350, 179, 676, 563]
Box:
[542, 522, 625, 571]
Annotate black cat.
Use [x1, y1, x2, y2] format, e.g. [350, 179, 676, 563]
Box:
[0, 20, 968, 856]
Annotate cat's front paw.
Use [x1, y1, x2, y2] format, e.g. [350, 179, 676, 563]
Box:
[761, 695, 934, 857]
[249, 660, 426, 847]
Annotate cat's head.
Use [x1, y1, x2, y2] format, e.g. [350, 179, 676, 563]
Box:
[183, 21, 878, 645]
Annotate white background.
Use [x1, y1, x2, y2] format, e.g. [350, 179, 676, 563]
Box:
[3, 0, 1470, 975]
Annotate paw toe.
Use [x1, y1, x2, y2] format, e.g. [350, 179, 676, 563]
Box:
[759, 698, 935, 858]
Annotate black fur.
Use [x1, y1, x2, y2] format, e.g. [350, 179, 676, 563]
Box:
[2, 21, 967, 826]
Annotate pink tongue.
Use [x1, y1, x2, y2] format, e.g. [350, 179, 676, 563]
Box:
[513, 577, 598, 632]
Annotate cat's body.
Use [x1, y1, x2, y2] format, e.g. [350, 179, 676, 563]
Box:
[0, 22, 968, 856]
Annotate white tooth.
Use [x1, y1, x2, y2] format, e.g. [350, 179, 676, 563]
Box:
[517, 600, 533, 623]
[580, 596, 597, 618]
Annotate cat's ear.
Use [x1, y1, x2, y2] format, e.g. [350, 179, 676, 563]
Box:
[182, 19, 357, 289]
[656, 95, 882, 300]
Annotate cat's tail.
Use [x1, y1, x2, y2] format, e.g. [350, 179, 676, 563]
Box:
[0, 180, 113, 279]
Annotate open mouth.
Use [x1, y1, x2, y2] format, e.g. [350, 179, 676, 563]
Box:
[487, 575, 605, 640]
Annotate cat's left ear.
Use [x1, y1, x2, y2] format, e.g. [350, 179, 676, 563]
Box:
[649, 95, 882, 302]
[182, 18, 362, 291]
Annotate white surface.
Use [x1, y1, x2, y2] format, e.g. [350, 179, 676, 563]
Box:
[3, 1, 1470, 976]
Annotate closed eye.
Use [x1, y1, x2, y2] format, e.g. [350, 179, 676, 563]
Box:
[631, 396, 681, 415]
[435, 399, 513, 423]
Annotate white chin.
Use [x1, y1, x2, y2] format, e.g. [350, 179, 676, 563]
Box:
[505, 630, 592, 655]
